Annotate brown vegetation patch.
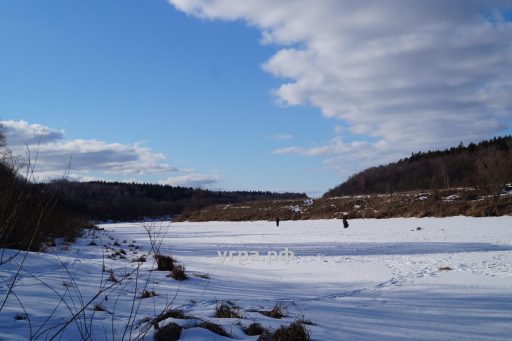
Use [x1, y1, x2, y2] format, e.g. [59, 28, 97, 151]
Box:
[243, 322, 267, 336]
[169, 264, 187, 281]
[214, 301, 242, 318]
[260, 303, 286, 319]
[155, 254, 175, 271]
[197, 321, 230, 337]
[269, 320, 311, 341]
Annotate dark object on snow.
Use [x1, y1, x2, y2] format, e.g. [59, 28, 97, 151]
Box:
[416, 226, 422, 231]
[342, 216, 349, 228]
[276, 217, 280, 227]
[154, 322, 182, 341]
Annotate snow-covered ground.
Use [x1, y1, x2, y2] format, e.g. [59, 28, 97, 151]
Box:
[1, 217, 512, 340]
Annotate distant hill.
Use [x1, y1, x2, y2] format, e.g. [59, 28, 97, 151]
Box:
[44, 180, 307, 222]
[324, 136, 512, 197]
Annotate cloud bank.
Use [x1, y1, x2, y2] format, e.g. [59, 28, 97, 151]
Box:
[0, 120, 177, 181]
[169, 0, 512, 177]
[1, 120, 222, 187]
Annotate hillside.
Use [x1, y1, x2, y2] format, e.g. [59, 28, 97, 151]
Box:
[324, 136, 512, 197]
[176, 187, 512, 221]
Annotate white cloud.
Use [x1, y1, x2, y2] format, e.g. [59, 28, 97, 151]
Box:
[159, 173, 221, 188]
[0, 120, 178, 181]
[1, 120, 64, 146]
[169, 0, 512, 177]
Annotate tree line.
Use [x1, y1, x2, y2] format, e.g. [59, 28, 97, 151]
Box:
[42, 180, 307, 222]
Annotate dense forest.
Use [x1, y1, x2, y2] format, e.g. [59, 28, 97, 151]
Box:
[325, 136, 512, 197]
[42, 180, 307, 222]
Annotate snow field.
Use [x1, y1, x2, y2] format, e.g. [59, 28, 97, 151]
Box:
[1, 217, 511, 340]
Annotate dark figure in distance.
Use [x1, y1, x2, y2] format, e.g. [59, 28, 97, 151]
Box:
[276, 217, 280, 227]
[342, 215, 349, 228]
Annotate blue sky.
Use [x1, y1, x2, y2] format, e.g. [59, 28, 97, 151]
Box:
[1, 1, 511, 196]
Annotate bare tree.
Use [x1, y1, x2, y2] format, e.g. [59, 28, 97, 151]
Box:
[476, 147, 512, 215]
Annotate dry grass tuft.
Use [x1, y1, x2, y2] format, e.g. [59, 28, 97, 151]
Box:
[214, 301, 242, 318]
[260, 303, 286, 319]
[170, 264, 187, 281]
[297, 315, 315, 326]
[258, 320, 310, 341]
[155, 254, 175, 271]
[243, 322, 267, 336]
[151, 308, 194, 329]
[197, 321, 230, 337]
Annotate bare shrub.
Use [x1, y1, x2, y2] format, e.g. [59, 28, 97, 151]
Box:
[476, 148, 512, 215]
[155, 254, 175, 271]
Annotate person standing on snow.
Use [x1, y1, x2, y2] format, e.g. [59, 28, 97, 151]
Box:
[276, 217, 280, 227]
[342, 215, 349, 228]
